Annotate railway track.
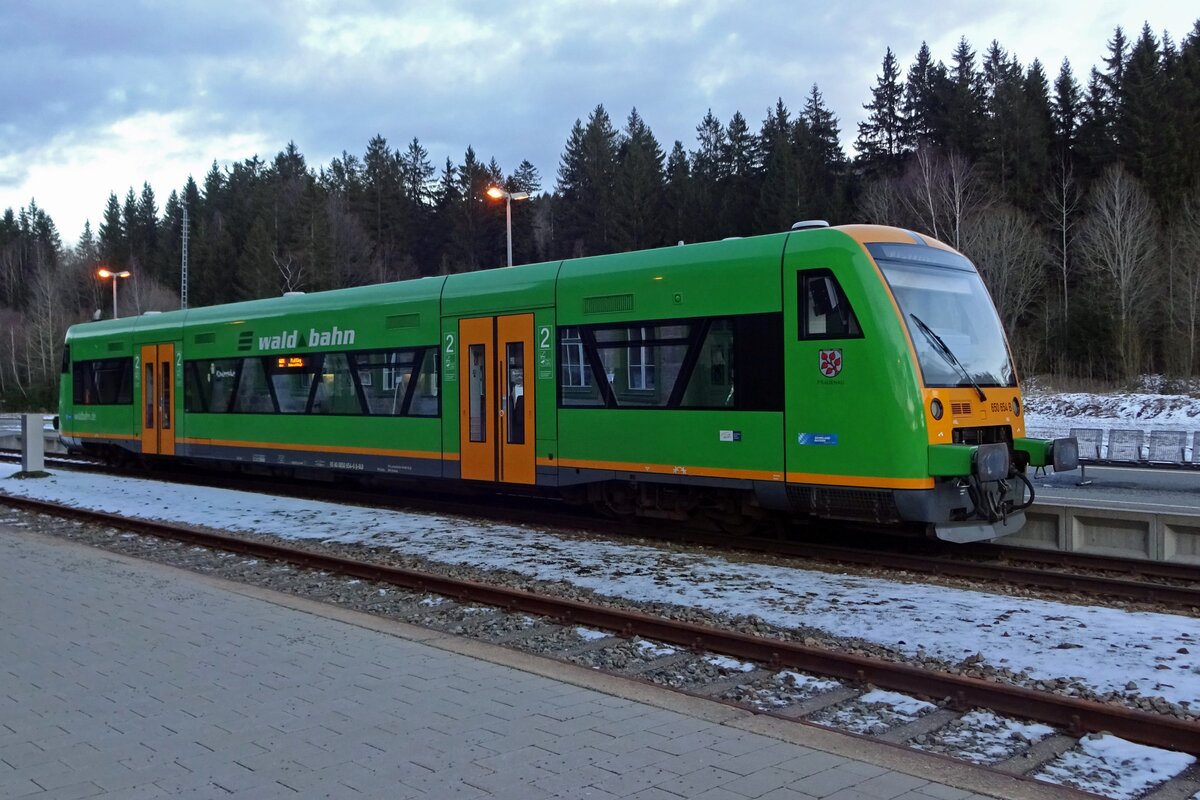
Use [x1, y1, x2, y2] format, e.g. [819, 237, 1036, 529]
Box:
[2, 490, 1198, 770]
[6, 448, 1199, 611]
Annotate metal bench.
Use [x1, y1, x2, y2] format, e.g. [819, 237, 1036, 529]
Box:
[1069, 428, 1105, 462]
[1147, 430, 1187, 465]
[1106, 429, 1145, 463]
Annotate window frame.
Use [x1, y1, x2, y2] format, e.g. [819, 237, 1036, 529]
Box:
[797, 268, 863, 341]
[72, 357, 134, 406]
[182, 345, 440, 417]
[556, 314, 783, 412]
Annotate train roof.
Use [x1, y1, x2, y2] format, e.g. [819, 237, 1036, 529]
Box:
[65, 225, 960, 345]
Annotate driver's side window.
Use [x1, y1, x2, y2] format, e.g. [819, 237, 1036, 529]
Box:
[798, 270, 862, 340]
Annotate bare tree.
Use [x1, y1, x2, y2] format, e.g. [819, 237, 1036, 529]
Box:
[898, 145, 989, 248]
[901, 143, 943, 240]
[26, 262, 65, 387]
[1044, 155, 1080, 320]
[275, 253, 304, 294]
[857, 177, 905, 228]
[940, 151, 988, 251]
[963, 204, 1047, 340]
[123, 270, 179, 317]
[1077, 165, 1159, 378]
[1169, 191, 1200, 374]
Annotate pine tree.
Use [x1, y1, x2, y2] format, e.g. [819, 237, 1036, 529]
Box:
[135, 183, 159, 282]
[690, 109, 728, 234]
[612, 108, 666, 251]
[902, 42, 946, 147]
[856, 47, 906, 175]
[943, 37, 988, 159]
[1051, 58, 1082, 154]
[98, 193, 125, 271]
[555, 105, 619, 256]
[1118, 24, 1172, 205]
[663, 140, 696, 245]
[801, 84, 849, 222]
[718, 111, 758, 236]
[756, 100, 799, 233]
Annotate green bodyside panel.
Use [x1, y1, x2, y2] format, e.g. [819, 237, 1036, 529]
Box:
[532, 309, 557, 456]
[927, 444, 976, 477]
[557, 236, 785, 325]
[557, 411, 783, 475]
[441, 262, 561, 316]
[182, 414, 442, 455]
[1014, 437, 1053, 467]
[550, 236, 786, 475]
[180, 277, 446, 359]
[61, 319, 138, 439]
[782, 229, 928, 483]
[61, 278, 449, 453]
[440, 316, 459, 459]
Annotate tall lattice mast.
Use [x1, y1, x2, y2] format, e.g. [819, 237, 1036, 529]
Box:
[180, 202, 189, 309]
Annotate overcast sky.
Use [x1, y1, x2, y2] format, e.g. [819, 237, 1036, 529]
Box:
[1, 1, 1196, 247]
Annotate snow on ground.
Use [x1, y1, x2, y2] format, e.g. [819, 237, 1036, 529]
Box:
[914, 710, 1054, 765]
[1035, 734, 1195, 800]
[635, 640, 678, 658]
[705, 655, 756, 672]
[1024, 390, 1200, 440]
[809, 689, 936, 736]
[856, 689, 936, 717]
[4, 471, 1200, 707]
[575, 627, 612, 642]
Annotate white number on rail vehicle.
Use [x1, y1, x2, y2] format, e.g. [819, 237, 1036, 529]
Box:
[444, 332, 456, 354]
[539, 326, 551, 349]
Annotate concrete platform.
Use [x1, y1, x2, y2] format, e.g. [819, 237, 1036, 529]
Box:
[0, 527, 1063, 800]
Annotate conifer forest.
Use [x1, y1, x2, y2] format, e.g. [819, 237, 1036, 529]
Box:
[3, 23, 1200, 408]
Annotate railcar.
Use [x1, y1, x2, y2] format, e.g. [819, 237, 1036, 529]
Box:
[58, 223, 1077, 542]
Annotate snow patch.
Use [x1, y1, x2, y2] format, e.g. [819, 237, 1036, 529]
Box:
[857, 689, 936, 717]
[574, 627, 611, 641]
[1036, 734, 1195, 800]
[914, 710, 1054, 764]
[705, 655, 756, 672]
[635, 640, 677, 658]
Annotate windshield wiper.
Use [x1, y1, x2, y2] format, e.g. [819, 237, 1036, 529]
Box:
[908, 314, 986, 401]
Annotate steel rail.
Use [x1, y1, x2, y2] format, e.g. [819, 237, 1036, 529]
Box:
[3, 492, 1198, 755]
[6, 450, 1200, 606]
[728, 538, 1200, 608]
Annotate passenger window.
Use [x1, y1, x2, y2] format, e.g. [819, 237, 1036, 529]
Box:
[799, 270, 862, 340]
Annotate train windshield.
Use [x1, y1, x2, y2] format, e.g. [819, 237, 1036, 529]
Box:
[869, 243, 1016, 389]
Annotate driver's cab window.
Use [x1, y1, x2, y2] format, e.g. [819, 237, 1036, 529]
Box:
[799, 270, 862, 340]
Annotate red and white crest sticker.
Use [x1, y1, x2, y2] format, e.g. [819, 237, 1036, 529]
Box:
[819, 349, 842, 378]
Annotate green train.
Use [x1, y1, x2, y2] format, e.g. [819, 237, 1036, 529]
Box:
[58, 223, 1077, 542]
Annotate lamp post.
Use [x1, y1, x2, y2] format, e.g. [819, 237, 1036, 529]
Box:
[97, 267, 131, 319]
[485, 186, 530, 268]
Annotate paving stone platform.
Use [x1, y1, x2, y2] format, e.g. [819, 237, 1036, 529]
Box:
[0, 527, 1062, 800]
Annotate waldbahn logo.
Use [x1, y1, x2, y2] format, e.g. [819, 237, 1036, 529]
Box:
[818, 349, 842, 378]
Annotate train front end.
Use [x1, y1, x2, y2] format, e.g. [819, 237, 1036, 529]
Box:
[863, 229, 1077, 541]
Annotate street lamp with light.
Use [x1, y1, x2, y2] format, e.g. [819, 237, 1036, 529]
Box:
[485, 186, 530, 268]
[97, 267, 132, 319]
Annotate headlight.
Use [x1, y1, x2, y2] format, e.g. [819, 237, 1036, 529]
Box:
[973, 442, 1011, 482]
[930, 398, 943, 420]
[1052, 437, 1079, 471]
[1011, 397, 1021, 416]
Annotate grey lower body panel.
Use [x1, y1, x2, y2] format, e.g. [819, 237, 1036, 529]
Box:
[173, 442, 446, 479]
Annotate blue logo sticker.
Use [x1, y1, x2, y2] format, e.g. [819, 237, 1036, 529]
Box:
[798, 433, 838, 445]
